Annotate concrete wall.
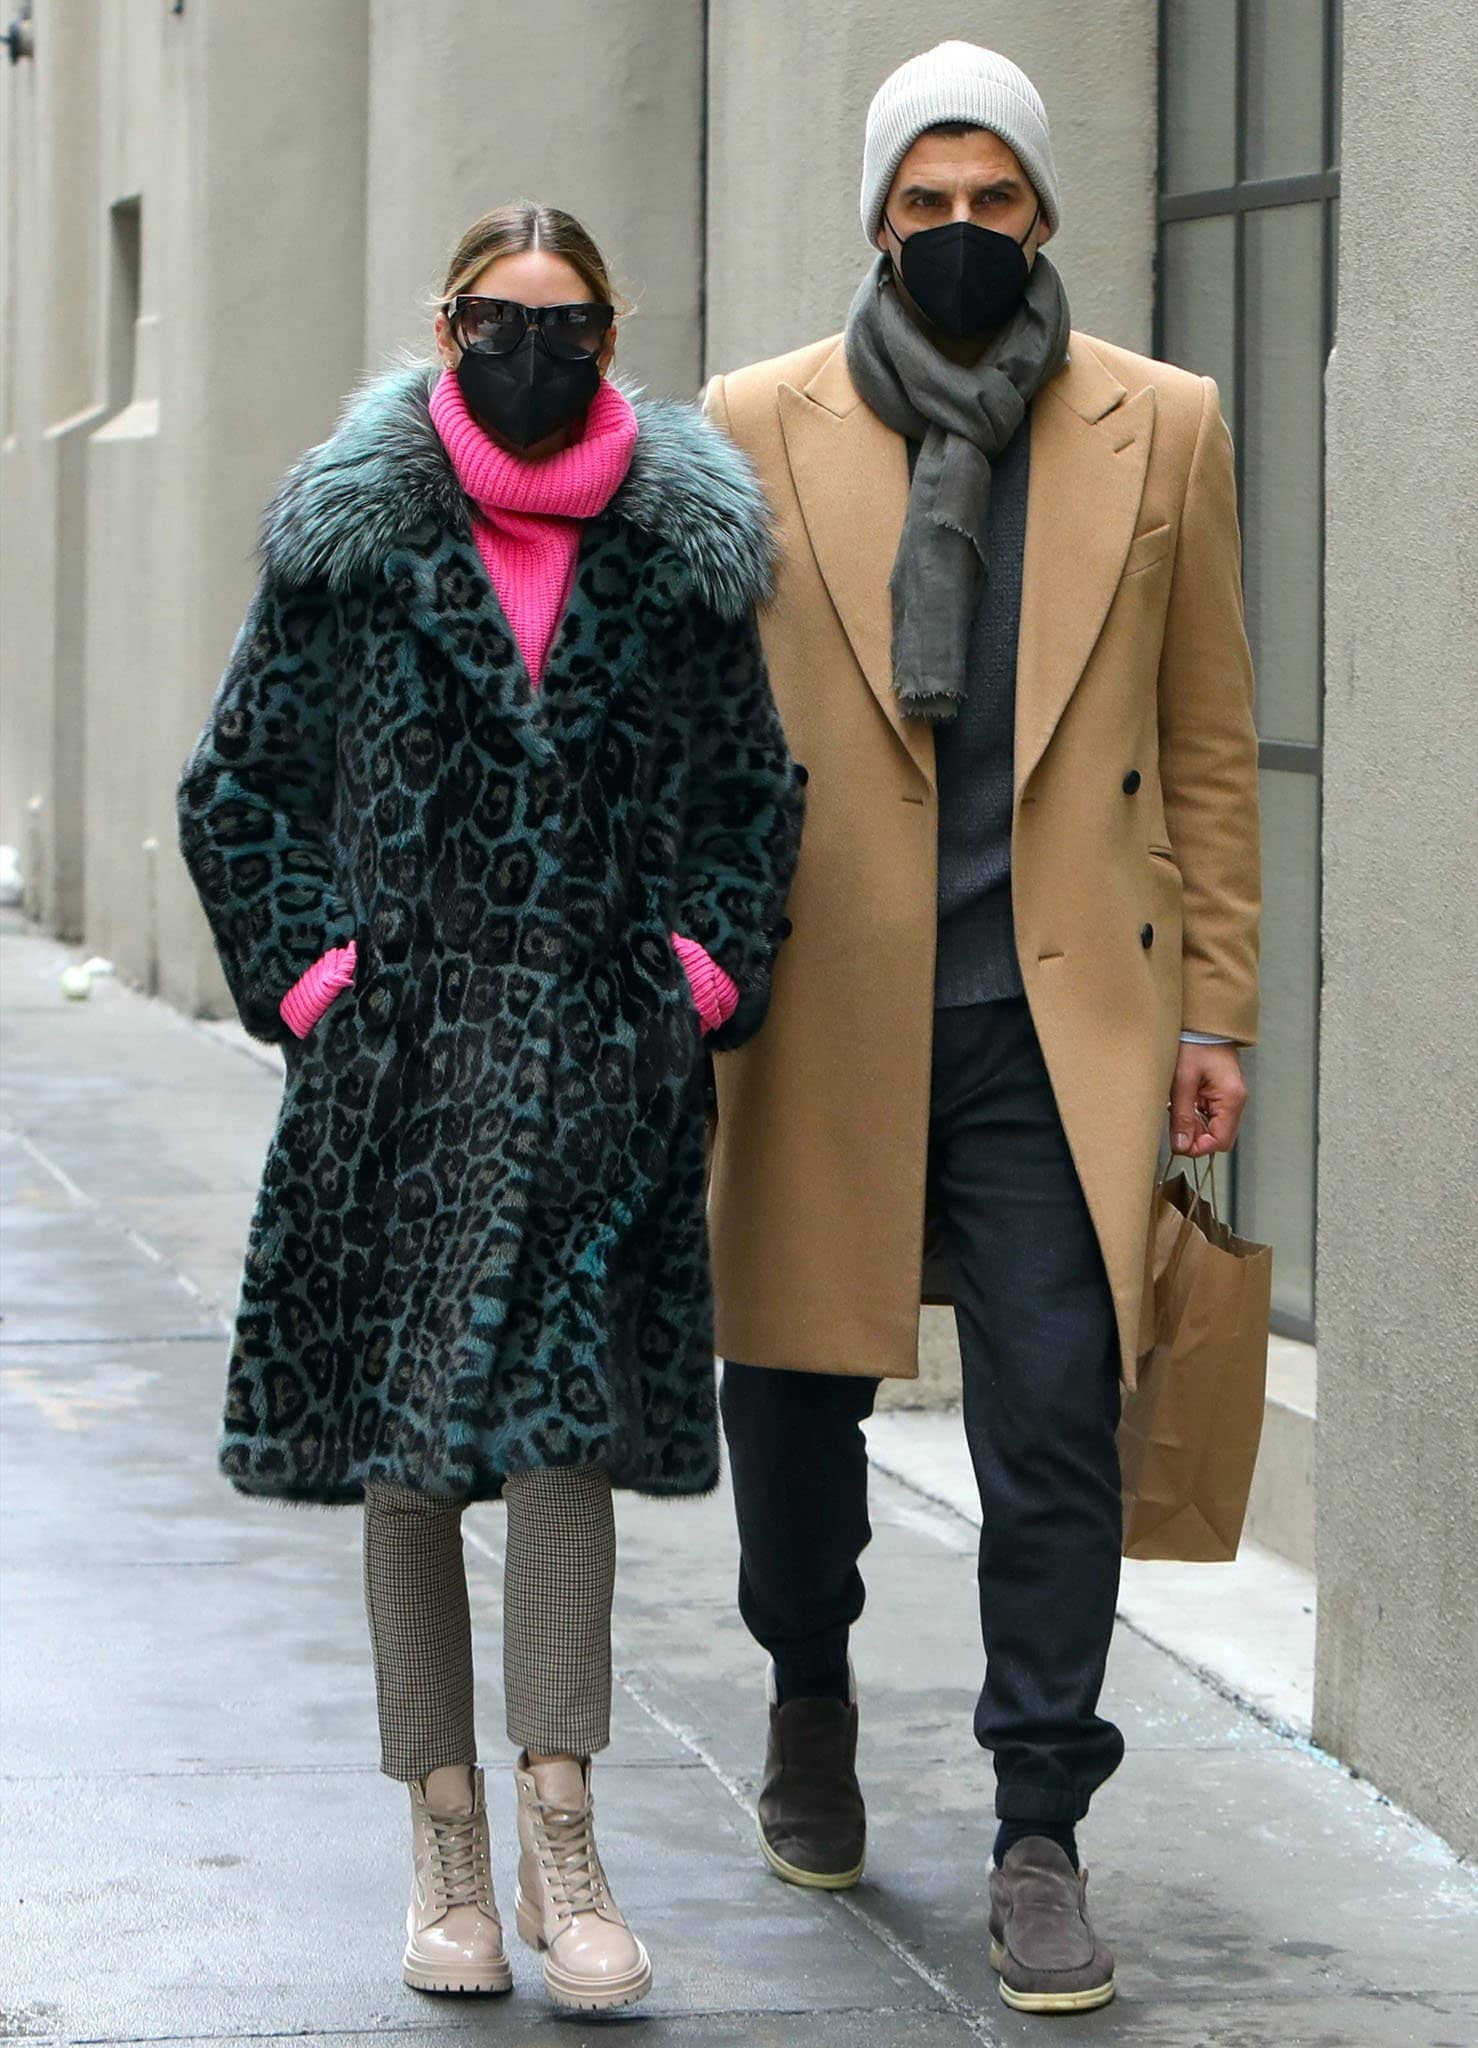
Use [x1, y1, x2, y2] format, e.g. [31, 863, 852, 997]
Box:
[0, 0, 103, 938]
[2, 0, 703, 1010]
[79, 1, 167, 983]
[364, 0, 705, 396]
[0, 0, 368, 1000]
[1316, 1, 1478, 1858]
[0, 15, 49, 912]
[155, 0, 370, 1020]
[704, 1, 1158, 377]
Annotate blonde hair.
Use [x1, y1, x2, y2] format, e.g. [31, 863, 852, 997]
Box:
[439, 202, 627, 313]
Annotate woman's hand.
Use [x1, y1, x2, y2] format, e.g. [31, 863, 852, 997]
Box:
[279, 942, 358, 1041]
[671, 933, 739, 1036]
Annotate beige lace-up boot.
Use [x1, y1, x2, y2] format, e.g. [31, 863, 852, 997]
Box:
[402, 1764, 512, 1996]
[514, 1752, 652, 2011]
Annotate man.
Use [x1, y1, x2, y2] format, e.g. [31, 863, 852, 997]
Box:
[703, 43, 1260, 2017]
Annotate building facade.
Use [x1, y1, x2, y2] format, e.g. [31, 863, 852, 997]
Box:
[2, 0, 1473, 1854]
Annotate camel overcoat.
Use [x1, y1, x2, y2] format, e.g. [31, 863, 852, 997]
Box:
[703, 331, 1260, 1388]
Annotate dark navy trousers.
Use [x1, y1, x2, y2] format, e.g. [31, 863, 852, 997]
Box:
[721, 997, 1125, 1825]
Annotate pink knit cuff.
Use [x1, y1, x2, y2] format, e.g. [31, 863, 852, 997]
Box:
[279, 942, 357, 1040]
[672, 933, 740, 1034]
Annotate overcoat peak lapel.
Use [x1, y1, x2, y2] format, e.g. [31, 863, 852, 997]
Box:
[779, 344, 934, 790]
[1052, 334, 1130, 425]
[1016, 344, 1154, 792]
[777, 333, 1152, 798]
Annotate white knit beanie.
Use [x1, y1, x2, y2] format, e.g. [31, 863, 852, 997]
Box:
[860, 42, 1061, 247]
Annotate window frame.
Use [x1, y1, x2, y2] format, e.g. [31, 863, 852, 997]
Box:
[1154, 0, 1341, 1344]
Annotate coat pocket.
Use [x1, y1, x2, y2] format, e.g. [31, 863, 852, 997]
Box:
[1122, 522, 1174, 579]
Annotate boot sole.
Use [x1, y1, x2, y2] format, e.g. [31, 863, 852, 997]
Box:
[989, 1937, 1116, 2013]
[515, 1893, 653, 2010]
[402, 1953, 513, 1996]
[757, 1814, 865, 1891]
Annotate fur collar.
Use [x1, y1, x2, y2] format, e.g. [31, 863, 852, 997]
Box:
[260, 363, 775, 618]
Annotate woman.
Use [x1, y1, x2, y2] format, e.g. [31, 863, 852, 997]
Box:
[178, 203, 802, 2011]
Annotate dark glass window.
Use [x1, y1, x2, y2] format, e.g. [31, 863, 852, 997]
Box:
[1156, 0, 1340, 1340]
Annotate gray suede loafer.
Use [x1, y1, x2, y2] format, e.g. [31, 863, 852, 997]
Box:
[988, 1837, 1116, 2014]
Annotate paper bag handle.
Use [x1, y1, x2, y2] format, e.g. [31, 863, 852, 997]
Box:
[1191, 1150, 1221, 1221]
[1157, 1147, 1221, 1222]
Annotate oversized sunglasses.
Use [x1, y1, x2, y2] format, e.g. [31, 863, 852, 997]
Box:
[444, 295, 615, 360]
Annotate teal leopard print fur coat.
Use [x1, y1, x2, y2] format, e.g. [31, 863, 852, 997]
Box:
[178, 365, 803, 1505]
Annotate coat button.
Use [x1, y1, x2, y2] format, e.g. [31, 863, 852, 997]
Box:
[777, 916, 793, 940]
[1123, 769, 1142, 794]
[1140, 922, 1154, 949]
[794, 763, 810, 785]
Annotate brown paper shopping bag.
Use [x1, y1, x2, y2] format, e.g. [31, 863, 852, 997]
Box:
[1119, 1159, 1273, 1562]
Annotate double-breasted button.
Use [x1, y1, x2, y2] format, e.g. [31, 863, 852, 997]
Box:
[794, 763, 810, 785]
[777, 916, 794, 940]
[1140, 922, 1155, 949]
[1123, 769, 1142, 794]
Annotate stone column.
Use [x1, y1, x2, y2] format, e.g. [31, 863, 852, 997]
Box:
[150, 0, 371, 1018]
[365, 0, 704, 396]
[0, 12, 50, 913]
[1315, 0, 1478, 1857]
[0, 0, 105, 938]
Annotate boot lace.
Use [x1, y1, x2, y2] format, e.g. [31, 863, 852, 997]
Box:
[536, 1800, 607, 1918]
[428, 1807, 487, 1909]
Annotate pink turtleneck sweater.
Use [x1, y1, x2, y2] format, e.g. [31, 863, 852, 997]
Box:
[429, 365, 638, 686]
[279, 370, 739, 1041]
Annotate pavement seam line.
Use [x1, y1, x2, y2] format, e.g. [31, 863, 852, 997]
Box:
[461, 1517, 1003, 2045]
[1, 1121, 231, 1336]
[612, 1661, 1004, 2045]
[60, 2004, 948, 2047]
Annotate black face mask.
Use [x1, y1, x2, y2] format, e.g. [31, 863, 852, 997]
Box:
[456, 330, 600, 449]
[886, 206, 1040, 336]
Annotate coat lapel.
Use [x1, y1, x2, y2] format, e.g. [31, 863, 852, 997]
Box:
[1015, 339, 1154, 792]
[392, 518, 685, 770]
[778, 345, 934, 789]
[538, 515, 664, 749]
[391, 529, 556, 767]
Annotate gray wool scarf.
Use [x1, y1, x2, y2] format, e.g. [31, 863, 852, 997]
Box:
[844, 251, 1071, 721]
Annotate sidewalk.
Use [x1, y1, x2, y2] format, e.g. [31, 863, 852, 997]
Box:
[1, 909, 1473, 2047]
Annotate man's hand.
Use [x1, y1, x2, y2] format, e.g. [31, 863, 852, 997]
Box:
[1169, 1043, 1247, 1157]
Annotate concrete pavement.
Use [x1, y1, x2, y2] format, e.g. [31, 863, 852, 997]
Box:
[1, 910, 1474, 2047]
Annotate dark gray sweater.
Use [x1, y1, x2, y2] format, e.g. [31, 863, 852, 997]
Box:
[924, 417, 1031, 1009]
